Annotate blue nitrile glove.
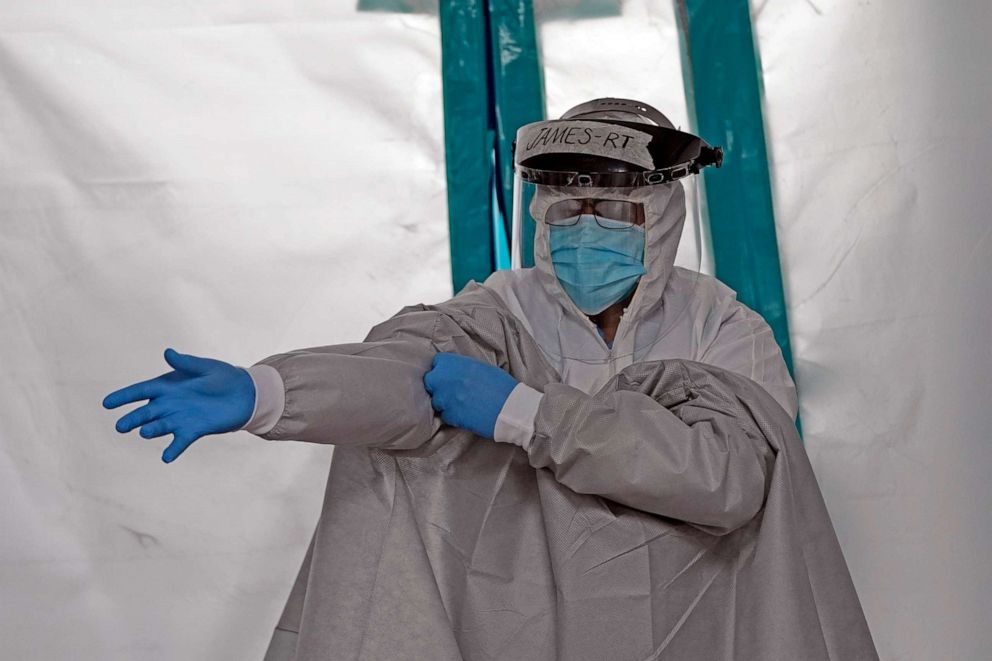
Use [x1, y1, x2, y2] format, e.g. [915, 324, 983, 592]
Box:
[103, 348, 256, 463]
[422, 352, 519, 440]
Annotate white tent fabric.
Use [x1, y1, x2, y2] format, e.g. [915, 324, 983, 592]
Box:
[1, 1, 988, 659]
[754, 1, 991, 658]
[0, 4, 449, 660]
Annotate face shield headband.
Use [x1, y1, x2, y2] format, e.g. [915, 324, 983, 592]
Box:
[512, 118, 723, 189]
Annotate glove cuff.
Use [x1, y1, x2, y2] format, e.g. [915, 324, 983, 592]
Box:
[240, 364, 286, 435]
[493, 383, 544, 451]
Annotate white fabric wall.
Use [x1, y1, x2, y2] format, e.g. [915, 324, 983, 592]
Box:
[0, 3, 449, 660]
[2, 1, 988, 659]
[754, 1, 991, 658]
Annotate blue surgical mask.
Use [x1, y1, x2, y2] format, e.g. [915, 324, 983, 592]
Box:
[548, 214, 646, 315]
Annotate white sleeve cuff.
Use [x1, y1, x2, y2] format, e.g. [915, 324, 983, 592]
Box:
[240, 364, 286, 436]
[493, 383, 543, 451]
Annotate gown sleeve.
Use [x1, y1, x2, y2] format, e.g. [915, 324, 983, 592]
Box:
[698, 294, 799, 420]
[525, 359, 778, 535]
[524, 296, 797, 536]
[241, 308, 445, 449]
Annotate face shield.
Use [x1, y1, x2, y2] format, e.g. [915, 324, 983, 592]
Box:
[509, 116, 722, 358]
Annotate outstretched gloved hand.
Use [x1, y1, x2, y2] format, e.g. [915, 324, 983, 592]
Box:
[103, 348, 256, 463]
[422, 352, 518, 440]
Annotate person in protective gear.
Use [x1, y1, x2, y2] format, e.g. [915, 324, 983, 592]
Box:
[104, 98, 878, 660]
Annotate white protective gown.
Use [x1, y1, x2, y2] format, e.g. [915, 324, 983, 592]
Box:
[243, 177, 834, 661]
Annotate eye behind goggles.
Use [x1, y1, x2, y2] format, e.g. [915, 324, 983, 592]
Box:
[544, 199, 645, 229]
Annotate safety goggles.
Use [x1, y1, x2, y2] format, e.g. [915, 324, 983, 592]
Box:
[544, 199, 646, 229]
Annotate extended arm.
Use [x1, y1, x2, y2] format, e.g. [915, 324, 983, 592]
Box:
[244, 334, 438, 448]
[104, 308, 456, 460]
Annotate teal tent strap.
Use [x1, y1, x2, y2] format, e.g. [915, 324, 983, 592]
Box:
[486, 0, 546, 269]
[489, 128, 512, 268]
[439, 0, 544, 288]
[440, 0, 496, 293]
[676, 0, 796, 379]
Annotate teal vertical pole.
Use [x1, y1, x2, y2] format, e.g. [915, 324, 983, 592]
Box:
[439, 0, 544, 288]
[490, 131, 512, 268]
[487, 0, 546, 269]
[439, 0, 496, 292]
[676, 0, 796, 381]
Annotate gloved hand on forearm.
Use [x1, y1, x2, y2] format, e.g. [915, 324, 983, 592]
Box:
[103, 348, 256, 463]
[422, 352, 518, 440]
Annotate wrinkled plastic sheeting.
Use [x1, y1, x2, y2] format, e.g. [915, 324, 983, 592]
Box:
[753, 0, 992, 658]
[0, 3, 450, 660]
